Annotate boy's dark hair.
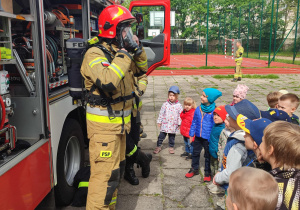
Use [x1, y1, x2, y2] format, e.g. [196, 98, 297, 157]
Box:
[267, 92, 283, 108]
[279, 93, 300, 109]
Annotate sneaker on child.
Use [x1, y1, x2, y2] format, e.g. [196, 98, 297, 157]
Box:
[203, 176, 211, 182]
[180, 152, 188, 157]
[185, 153, 192, 160]
[209, 185, 225, 195]
[185, 168, 199, 178]
[169, 147, 175, 154]
[153, 147, 161, 154]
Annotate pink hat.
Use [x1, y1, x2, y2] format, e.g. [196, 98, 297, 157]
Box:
[233, 84, 249, 99]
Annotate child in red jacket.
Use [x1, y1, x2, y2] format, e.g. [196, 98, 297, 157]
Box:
[180, 97, 196, 159]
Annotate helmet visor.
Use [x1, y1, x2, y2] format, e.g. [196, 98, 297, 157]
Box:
[117, 25, 142, 55]
[122, 27, 137, 48]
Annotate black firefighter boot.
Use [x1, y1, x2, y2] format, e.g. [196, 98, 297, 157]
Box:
[124, 157, 139, 185]
[136, 149, 152, 178]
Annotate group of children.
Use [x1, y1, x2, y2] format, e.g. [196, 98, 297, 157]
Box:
[153, 84, 300, 210]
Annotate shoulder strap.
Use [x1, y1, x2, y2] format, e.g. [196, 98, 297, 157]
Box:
[93, 44, 114, 63]
[82, 43, 114, 64]
[85, 43, 114, 97]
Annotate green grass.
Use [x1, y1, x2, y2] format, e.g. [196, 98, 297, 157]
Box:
[247, 55, 300, 65]
[213, 74, 279, 79]
[247, 51, 295, 57]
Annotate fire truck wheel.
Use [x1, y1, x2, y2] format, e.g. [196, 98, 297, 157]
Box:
[55, 118, 85, 206]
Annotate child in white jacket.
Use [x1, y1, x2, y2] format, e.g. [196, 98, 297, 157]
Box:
[154, 86, 183, 154]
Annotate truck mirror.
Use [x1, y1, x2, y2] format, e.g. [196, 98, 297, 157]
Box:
[135, 13, 143, 23]
[136, 25, 144, 40]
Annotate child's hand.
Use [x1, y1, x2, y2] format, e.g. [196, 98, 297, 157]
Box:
[157, 123, 161, 127]
[189, 137, 193, 142]
[213, 173, 219, 185]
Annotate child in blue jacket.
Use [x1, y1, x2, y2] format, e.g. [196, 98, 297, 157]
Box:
[185, 88, 222, 181]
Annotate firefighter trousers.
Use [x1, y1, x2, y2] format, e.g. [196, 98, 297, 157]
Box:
[234, 60, 243, 78]
[126, 116, 140, 156]
[86, 133, 126, 210]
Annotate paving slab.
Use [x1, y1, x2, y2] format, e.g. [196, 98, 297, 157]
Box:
[116, 195, 164, 210]
[119, 175, 163, 196]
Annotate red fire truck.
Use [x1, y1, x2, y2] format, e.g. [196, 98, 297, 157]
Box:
[0, 0, 170, 208]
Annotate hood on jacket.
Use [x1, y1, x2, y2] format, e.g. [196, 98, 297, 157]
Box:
[229, 130, 245, 142]
[167, 99, 179, 104]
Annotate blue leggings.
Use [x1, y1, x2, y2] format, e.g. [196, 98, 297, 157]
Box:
[183, 136, 193, 154]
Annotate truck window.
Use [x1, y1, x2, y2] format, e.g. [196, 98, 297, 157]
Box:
[131, 6, 165, 40]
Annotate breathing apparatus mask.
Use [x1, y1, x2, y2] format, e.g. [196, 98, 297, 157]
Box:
[117, 24, 143, 56]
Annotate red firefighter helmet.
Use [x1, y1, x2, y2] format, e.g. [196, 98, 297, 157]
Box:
[98, 5, 136, 39]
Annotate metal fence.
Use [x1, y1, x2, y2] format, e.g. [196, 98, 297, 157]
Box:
[171, 0, 300, 67]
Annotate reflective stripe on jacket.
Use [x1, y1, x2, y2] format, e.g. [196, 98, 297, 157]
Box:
[81, 41, 148, 136]
[235, 46, 244, 61]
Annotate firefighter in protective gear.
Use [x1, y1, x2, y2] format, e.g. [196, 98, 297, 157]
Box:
[232, 41, 244, 82]
[80, 5, 148, 209]
[124, 74, 152, 185]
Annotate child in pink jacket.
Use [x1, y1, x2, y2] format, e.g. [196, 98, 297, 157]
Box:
[154, 86, 183, 154]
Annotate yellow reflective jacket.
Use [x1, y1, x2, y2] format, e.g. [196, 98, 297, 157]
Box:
[235, 46, 244, 61]
[80, 41, 148, 135]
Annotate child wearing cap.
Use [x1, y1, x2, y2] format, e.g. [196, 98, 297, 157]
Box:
[277, 93, 300, 125]
[236, 114, 272, 171]
[154, 86, 183, 154]
[260, 121, 300, 209]
[180, 97, 197, 159]
[213, 99, 261, 209]
[185, 88, 222, 181]
[226, 167, 278, 210]
[230, 84, 249, 106]
[260, 109, 291, 123]
[213, 99, 261, 188]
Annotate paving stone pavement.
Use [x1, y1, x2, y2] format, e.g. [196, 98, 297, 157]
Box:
[45, 75, 299, 210]
[116, 74, 300, 210]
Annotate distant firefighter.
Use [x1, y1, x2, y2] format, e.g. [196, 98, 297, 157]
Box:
[232, 41, 244, 82]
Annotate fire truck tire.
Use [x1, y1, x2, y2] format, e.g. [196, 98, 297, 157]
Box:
[55, 118, 85, 206]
